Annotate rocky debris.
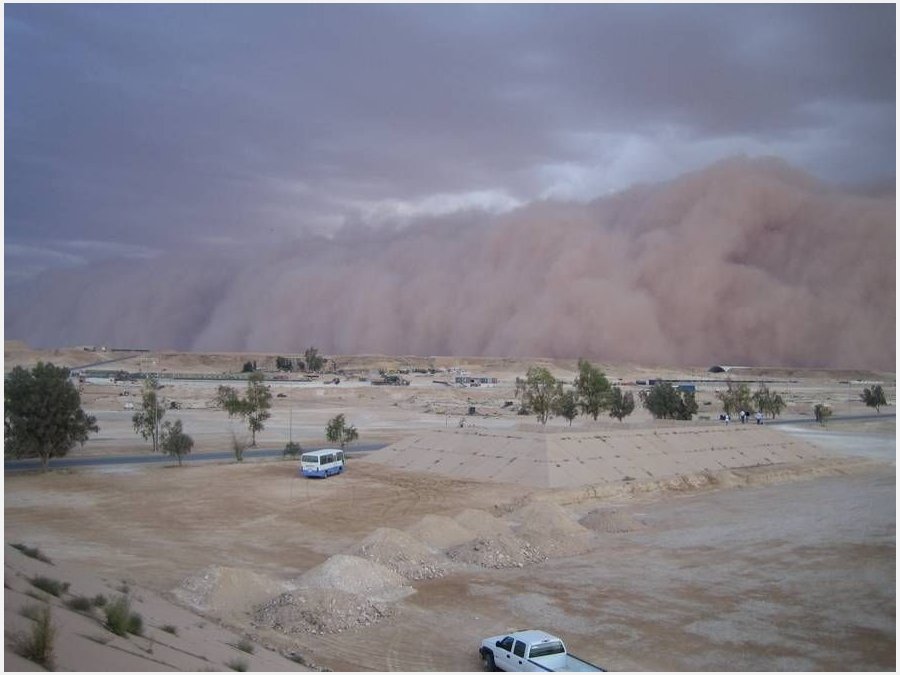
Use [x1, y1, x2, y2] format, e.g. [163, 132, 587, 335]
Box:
[580, 508, 647, 533]
[350, 527, 449, 580]
[406, 514, 475, 550]
[253, 588, 394, 635]
[446, 533, 546, 568]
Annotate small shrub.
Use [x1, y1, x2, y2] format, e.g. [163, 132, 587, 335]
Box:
[92, 594, 108, 607]
[13, 603, 55, 669]
[104, 595, 142, 637]
[235, 637, 255, 654]
[160, 624, 178, 635]
[11, 543, 52, 564]
[283, 441, 301, 459]
[29, 576, 69, 597]
[66, 595, 94, 612]
[117, 582, 130, 594]
[227, 657, 249, 672]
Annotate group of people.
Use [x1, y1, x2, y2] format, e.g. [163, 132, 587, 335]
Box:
[720, 410, 764, 425]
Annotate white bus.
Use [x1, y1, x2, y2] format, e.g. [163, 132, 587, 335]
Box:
[299, 448, 345, 478]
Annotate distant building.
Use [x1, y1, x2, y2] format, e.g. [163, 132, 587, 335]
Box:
[455, 375, 498, 386]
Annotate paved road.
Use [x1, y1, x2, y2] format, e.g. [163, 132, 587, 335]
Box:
[4, 442, 386, 473]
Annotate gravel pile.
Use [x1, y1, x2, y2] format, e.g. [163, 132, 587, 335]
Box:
[253, 588, 394, 635]
[511, 502, 596, 557]
[453, 508, 513, 537]
[252, 554, 411, 635]
[406, 514, 475, 550]
[296, 554, 409, 598]
[446, 533, 546, 568]
[351, 527, 449, 580]
[580, 508, 647, 533]
[173, 565, 289, 616]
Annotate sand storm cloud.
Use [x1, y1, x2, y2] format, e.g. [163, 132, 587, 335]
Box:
[6, 159, 894, 370]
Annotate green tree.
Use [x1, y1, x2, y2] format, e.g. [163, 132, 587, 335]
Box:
[519, 366, 562, 425]
[552, 390, 579, 426]
[132, 376, 165, 453]
[574, 359, 612, 420]
[159, 419, 193, 466]
[814, 404, 832, 425]
[214, 372, 272, 446]
[5, 362, 99, 471]
[641, 382, 697, 420]
[716, 379, 753, 416]
[304, 347, 325, 373]
[861, 385, 888, 413]
[752, 384, 786, 419]
[326, 414, 359, 450]
[608, 386, 635, 422]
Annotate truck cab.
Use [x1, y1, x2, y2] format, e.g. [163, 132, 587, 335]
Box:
[480, 630, 604, 672]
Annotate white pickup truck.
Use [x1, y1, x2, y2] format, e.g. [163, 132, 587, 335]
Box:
[479, 630, 605, 672]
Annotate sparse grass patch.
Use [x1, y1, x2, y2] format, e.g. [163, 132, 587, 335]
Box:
[104, 595, 144, 637]
[20, 603, 43, 621]
[117, 582, 130, 594]
[160, 624, 178, 635]
[12, 603, 55, 669]
[11, 543, 52, 564]
[66, 595, 94, 612]
[29, 575, 69, 597]
[92, 593, 108, 607]
[227, 657, 249, 671]
[234, 637, 255, 654]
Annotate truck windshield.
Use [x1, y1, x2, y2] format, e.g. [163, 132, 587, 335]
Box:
[530, 642, 565, 658]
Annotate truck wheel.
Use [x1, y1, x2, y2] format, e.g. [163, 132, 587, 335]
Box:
[482, 650, 497, 671]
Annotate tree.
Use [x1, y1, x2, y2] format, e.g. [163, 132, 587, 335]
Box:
[5, 362, 99, 471]
[753, 384, 785, 419]
[608, 386, 635, 422]
[552, 390, 579, 426]
[814, 404, 832, 425]
[304, 347, 325, 373]
[241, 360, 256, 373]
[326, 414, 358, 450]
[716, 379, 753, 416]
[132, 376, 165, 453]
[574, 359, 612, 420]
[160, 419, 193, 466]
[519, 366, 562, 425]
[275, 356, 294, 372]
[861, 385, 888, 413]
[214, 372, 272, 446]
[641, 381, 697, 420]
[283, 441, 302, 459]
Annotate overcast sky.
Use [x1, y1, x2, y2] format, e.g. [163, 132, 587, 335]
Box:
[5, 3, 896, 283]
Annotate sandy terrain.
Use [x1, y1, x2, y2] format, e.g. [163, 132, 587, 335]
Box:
[4, 343, 895, 670]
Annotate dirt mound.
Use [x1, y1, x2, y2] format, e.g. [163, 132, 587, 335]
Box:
[580, 508, 648, 533]
[173, 565, 290, 616]
[296, 554, 409, 598]
[510, 501, 595, 557]
[350, 528, 449, 580]
[446, 533, 546, 568]
[406, 515, 475, 550]
[253, 588, 394, 635]
[453, 508, 512, 537]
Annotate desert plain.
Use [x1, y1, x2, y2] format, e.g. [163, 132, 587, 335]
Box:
[3, 342, 896, 671]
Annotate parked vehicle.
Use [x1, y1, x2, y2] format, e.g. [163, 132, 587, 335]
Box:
[299, 448, 345, 478]
[479, 630, 604, 672]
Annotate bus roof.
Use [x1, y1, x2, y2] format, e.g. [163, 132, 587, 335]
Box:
[301, 448, 343, 457]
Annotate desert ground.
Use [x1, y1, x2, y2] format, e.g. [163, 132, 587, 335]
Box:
[4, 343, 896, 671]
